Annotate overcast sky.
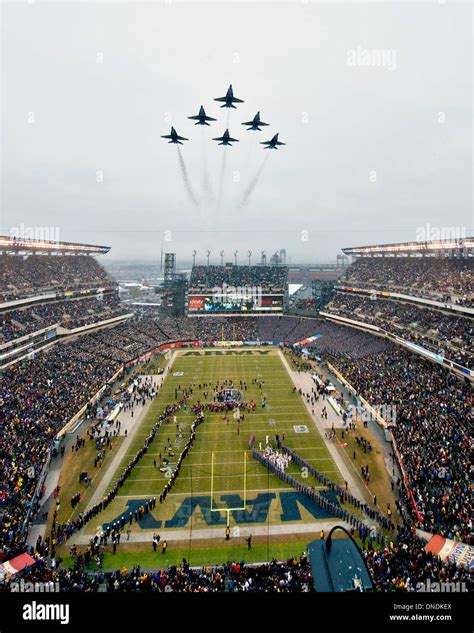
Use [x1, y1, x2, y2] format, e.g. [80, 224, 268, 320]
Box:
[1, 1, 472, 264]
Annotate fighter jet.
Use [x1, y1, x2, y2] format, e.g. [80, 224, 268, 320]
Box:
[260, 133, 286, 149]
[188, 106, 217, 126]
[212, 129, 239, 146]
[161, 127, 189, 145]
[214, 84, 244, 109]
[241, 112, 269, 131]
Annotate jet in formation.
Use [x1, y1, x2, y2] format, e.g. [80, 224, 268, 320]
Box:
[188, 106, 217, 126]
[241, 111, 269, 131]
[260, 133, 286, 149]
[212, 129, 239, 146]
[214, 84, 244, 109]
[161, 127, 189, 145]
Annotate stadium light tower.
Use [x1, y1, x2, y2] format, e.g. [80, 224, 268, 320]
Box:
[220, 250, 225, 266]
[206, 249, 211, 267]
[261, 250, 266, 266]
[192, 250, 197, 266]
[234, 250, 238, 266]
[248, 250, 252, 266]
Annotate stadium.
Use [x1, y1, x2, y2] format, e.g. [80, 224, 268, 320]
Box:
[2, 2, 472, 631]
[0, 234, 472, 600]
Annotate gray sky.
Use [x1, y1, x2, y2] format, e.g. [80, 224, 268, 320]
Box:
[1, 1, 472, 264]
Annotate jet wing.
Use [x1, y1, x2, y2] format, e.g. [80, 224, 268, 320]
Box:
[232, 97, 244, 103]
[276, 141, 286, 145]
[188, 115, 201, 120]
[228, 137, 239, 142]
[161, 135, 173, 139]
[241, 120, 255, 126]
[260, 121, 269, 126]
[177, 135, 189, 141]
[204, 115, 217, 121]
[212, 136, 224, 141]
[214, 97, 227, 102]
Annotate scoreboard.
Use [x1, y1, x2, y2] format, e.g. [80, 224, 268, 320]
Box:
[188, 293, 284, 314]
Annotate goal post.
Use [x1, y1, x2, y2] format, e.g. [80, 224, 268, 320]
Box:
[210, 451, 247, 527]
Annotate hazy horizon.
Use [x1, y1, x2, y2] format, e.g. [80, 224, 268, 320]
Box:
[2, 2, 472, 262]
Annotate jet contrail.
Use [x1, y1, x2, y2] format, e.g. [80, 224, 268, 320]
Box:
[237, 153, 269, 211]
[177, 146, 199, 206]
[215, 148, 228, 211]
[200, 133, 214, 202]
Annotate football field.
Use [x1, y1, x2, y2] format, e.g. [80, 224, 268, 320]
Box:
[82, 348, 343, 539]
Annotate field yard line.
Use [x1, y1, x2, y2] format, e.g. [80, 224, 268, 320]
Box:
[131, 457, 334, 468]
[113, 487, 302, 498]
[78, 519, 351, 544]
[133, 426, 318, 436]
[277, 350, 366, 503]
[188, 446, 329, 454]
[117, 470, 341, 482]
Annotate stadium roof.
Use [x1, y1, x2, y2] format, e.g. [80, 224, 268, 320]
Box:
[0, 235, 110, 255]
[342, 237, 474, 257]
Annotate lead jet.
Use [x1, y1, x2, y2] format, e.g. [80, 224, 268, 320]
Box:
[214, 84, 244, 109]
[241, 111, 269, 131]
[260, 133, 286, 149]
[161, 127, 189, 145]
[188, 106, 217, 126]
[212, 129, 239, 146]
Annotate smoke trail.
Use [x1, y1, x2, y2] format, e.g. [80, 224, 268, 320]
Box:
[237, 153, 269, 211]
[177, 146, 199, 206]
[200, 133, 214, 202]
[215, 148, 228, 211]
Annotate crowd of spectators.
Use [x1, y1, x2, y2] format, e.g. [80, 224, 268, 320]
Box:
[189, 265, 288, 292]
[325, 292, 473, 365]
[104, 556, 314, 592]
[0, 339, 124, 562]
[0, 293, 128, 344]
[330, 346, 472, 543]
[0, 254, 114, 303]
[0, 555, 314, 592]
[295, 320, 389, 360]
[342, 257, 473, 305]
[364, 529, 472, 592]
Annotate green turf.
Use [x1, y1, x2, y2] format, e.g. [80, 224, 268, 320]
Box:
[80, 349, 343, 536]
[63, 540, 313, 570]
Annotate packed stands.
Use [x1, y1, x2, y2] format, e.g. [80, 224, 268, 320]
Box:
[0, 293, 129, 344]
[189, 265, 288, 292]
[329, 346, 473, 543]
[0, 254, 114, 303]
[0, 338, 123, 561]
[0, 555, 314, 592]
[325, 292, 473, 365]
[342, 257, 473, 305]
[364, 529, 472, 592]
